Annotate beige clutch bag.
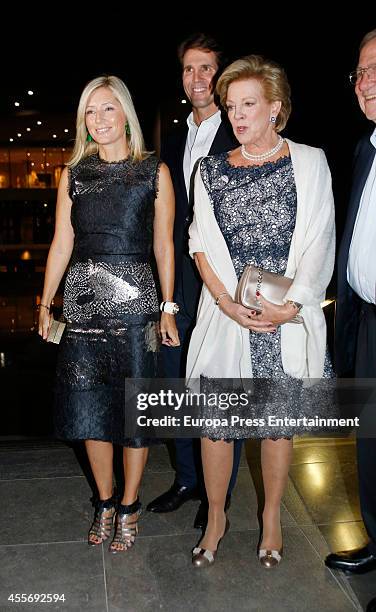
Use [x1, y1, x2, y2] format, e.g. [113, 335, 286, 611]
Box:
[234, 264, 303, 324]
[47, 317, 66, 343]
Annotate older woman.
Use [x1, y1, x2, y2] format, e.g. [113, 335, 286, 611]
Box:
[187, 55, 335, 568]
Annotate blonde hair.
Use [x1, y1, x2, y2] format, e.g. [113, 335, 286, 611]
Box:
[68, 75, 148, 167]
[216, 55, 291, 133]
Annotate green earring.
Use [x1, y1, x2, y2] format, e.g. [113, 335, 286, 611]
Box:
[86, 133, 93, 143]
[125, 123, 131, 136]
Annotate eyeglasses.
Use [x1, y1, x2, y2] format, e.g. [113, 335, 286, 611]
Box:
[349, 63, 376, 85]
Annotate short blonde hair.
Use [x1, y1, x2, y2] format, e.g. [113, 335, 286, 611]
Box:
[216, 55, 291, 132]
[68, 75, 148, 167]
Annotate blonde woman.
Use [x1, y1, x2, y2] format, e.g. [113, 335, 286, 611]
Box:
[39, 75, 179, 552]
[188, 56, 335, 568]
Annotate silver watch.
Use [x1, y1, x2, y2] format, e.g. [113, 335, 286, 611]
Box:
[160, 301, 180, 315]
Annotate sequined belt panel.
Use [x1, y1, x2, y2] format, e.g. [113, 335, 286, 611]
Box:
[63, 259, 159, 322]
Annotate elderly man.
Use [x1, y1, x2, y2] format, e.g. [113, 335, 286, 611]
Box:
[325, 32, 376, 611]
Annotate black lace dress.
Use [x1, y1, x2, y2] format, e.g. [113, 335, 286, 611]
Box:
[54, 154, 161, 447]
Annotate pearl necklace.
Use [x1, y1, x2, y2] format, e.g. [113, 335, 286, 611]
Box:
[241, 135, 284, 162]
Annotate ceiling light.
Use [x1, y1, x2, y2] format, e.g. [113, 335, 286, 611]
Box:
[27, 90, 34, 96]
[14, 102, 20, 107]
[37, 121, 42, 125]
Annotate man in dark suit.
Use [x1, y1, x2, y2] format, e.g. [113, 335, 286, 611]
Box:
[325, 31, 376, 589]
[146, 33, 243, 529]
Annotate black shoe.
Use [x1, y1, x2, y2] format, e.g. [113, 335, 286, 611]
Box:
[193, 495, 232, 530]
[367, 598, 376, 612]
[325, 545, 376, 574]
[146, 482, 199, 513]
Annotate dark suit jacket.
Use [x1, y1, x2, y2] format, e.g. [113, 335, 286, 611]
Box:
[335, 131, 376, 375]
[161, 113, 238, 318]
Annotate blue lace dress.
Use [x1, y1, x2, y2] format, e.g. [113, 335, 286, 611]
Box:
[200, 152, 334, 439]
[54, 154, 161, 447]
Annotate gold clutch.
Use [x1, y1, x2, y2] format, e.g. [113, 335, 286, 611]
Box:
[235, 264, 303, 324]
[47, 317, 66, 343]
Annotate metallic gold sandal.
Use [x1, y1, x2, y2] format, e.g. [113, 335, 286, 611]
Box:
[109, 498, 142, 554]
[88, 497, 116, 546]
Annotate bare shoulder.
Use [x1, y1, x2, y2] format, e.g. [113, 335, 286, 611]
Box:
[158, 161, 171, 178]
[60, 165, 69, 181]
[157, 161, 173, 187]
[56, 166, 72, 208]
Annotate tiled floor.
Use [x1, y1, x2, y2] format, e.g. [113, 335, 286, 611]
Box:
[0, 437, 373, 611]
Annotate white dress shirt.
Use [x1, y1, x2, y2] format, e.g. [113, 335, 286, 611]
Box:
[183, 110, 222, 196]
[347, 128, 376, 304]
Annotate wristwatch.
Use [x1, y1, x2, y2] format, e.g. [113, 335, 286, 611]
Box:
[160, 301, 180, 315]
[286, 300, 303, 312]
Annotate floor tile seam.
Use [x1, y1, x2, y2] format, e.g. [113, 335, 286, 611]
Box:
[280, 485, 302, 528]
[0, 539, 87, 548]
[0, 528, 265, 549]
[101, 544, 110, 612]
[314, 520, 365, 526]
[284, 471, 362, 534]
[289, 460, 350, 466]
[293, 439, 355, 447]
[0, 521, 364, 550]
[0, 446, 68, 451]
[282, 521, 362, 528]
[298, 526, 362, 611]
[0, 466, 249, 482]
[287, 470, 356, 517]
[289, 490, 363, 612]
[114, 527, 267, 540]
[0, 472, 173, 482]
[0, 475, 86, 482]
[0, 449, 69, 454]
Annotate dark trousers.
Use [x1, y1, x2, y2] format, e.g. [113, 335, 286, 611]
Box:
[161, 304, 243, 496]
[355, 301, 376, 554]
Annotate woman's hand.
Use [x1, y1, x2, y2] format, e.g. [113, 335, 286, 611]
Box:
[160, 312, 180, 347]
[219, 295, 277, 333]
[38, 307, 52, 341]
[248, 293, 300, 326]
